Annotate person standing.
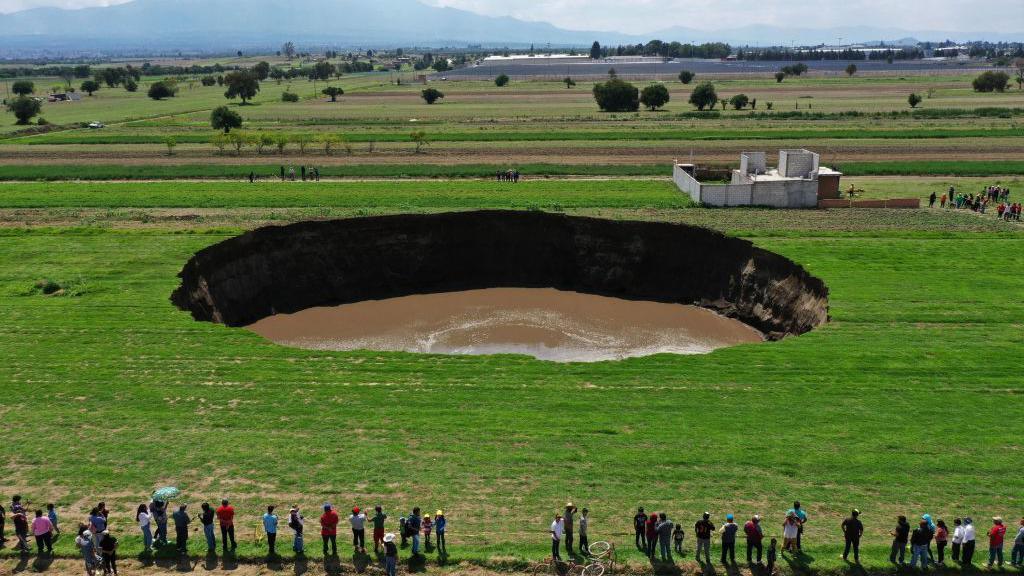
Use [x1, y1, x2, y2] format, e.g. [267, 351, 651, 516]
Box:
[720, 514, 738, 565]
[199, 503, 216, 553]
[766, 538, 777, 575]
[383, 533, 398, 576]
[371, 506, 387, 553]
[289, 506, 305, 555]
[782, 513, 800, 554]
[841, 509, 863, 563]
[929, 191, 937, 208]
[988, 517, 1007, 567]
[172, 504, 190, 554]
[578, 508, 589, 556]
[151, 500, 168, 546]
[422, 512, 433, 548]
[645, 513, 658, 559]
[0, 501, 6, 543]
[744, 515, 764, 564]
[694, 512, 714, 565]
[550, 513, 564, 561]
[77, 530, 98, 576]
[320, 504, 339, 556]
[349, 507, 367, 553]
[264, 506, 279, 557]
[280, 166, 285, 181]
[88, 507, 107, 549]
[32, 509, 54, 554]
[46, 504, 59, 536]
[935, 519, 949, 565]
[136, 505, 152, 552]
[435, 510, 447, 554]
[952, 518, 964, 563]
[408, 508, 422, 555]
[99, 530, 118, 575]
[673, 524, 685, 556]
[656, 513, 674, 562]
[563, 503, 576, 557]
[890, 515, 910, 565]
[963, 517, 977, 565]
[216, 499, 236, 553]
[12, 507, 29, 552]
[787, 501, 807, 551]
[1011, 517, 1024, 567]
[301, 166, 307, 181]
[634, 508, 648, 550]
[910, 520, 932, 570]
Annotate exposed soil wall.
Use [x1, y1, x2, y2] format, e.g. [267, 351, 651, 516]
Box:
[171, 211, 829, 340]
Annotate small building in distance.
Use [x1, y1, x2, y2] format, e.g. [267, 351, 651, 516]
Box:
[673, 149, 842, 208]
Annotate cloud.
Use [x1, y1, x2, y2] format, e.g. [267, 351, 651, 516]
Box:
[0, 0, 131, 13]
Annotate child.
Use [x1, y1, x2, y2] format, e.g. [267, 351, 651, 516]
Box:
[47, 503, 59, 535]
[673, 523, 685, 556]
[767, 538, 777, 575]
[422, 512, 433, 547]
[399, 516, 408, 547]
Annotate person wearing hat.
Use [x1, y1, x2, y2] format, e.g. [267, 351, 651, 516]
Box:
[633, 507, 648, 550]
[350, 506, 367, 554]
[720, 514, 739, 565]
[422, 511, 433, 548]
[988, 516, 1007, 567]
[563, 503, 577, 557]
[550, 513, 564, 561]
[99, 529, 118, 575]
[1011, 517, 1024, 567]
[321, 504, 339, 556]
[383, 533, 398, 576]
[289, 506, 305, 555]
[434, 510, 447, 554]
[841, 509, 863, 563]
[962, 517, 977, 565]
[172, 504, 190, 554]
[694, 512, 714, 565]
[744, 515, 764, 564]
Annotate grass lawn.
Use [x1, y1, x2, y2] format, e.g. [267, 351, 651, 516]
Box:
[0, 179, 1022, 573]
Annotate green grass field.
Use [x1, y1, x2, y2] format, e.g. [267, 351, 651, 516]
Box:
[0, 179, 1023, 573]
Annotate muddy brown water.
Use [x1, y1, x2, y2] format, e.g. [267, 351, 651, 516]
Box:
[246, 288, 763, 362]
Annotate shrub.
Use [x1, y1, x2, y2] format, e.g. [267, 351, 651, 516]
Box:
[639, 84, 670, 111]
[908, 93, 923, 108]
[164, 136, 177, 156]
[421, 88, 444, 104]
[678, 70, 695, 84]
[32, 278, 85, 297]
[973, 71, 1010, 93]
[6, 96, 41, 125]
[210, 106, 242, 133]
[563, 77, 576, 88]
[12, 80, 34, 96]
[147, 81, 177, 100]
[201, 75, 217, 87]
[410, 130, 429, 153]
[688, 82, 718, 111]
[845, 64, 858, 77]
[124, 79, 138, 92]
[281, 91, 299, 102]
[775, 72, 786, 83]
[730, 93, 750, 110]
[592, 78, 639, 112]
[495, 74, 510, 87]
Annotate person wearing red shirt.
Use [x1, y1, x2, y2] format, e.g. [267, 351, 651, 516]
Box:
[320, 504, 339, 556]
[215, 499, 237, 553]
[989, 517, 1007, 568]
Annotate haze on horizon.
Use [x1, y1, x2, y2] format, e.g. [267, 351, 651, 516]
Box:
[0, 0, 1020, 35]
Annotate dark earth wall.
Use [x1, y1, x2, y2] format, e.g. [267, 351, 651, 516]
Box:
[172, 211, 829, 340]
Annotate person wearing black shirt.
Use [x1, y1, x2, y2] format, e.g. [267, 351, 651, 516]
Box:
[199, 503, 216, 553]
[890, 516, 911, 565]
[842, 509, 864, 563]
[910, 520, 933, 569]
[99, 531, 118, 575]
[694, 513, 715, 565]
[633, 508, 648, 550]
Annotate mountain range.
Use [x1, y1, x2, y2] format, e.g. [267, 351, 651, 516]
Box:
[1, 0, 1021, 55]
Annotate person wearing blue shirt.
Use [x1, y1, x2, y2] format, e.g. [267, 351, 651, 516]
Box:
[47, 504, 59, 535]
[434, 511, 447, 554]
[786, 502, 808, 551]
[263, 506, 279, 557]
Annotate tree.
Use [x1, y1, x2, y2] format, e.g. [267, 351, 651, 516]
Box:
[495, 74, 510, 87]
[227, 131, 247, 155]
[639, 84, 670, 111]
[322, 86, 344, 102]
[147, 81, 176, 100]
[589, 41, 602, 59]
[592, 78, 639, 112]
[6, 96, 41, 125]
[720, 98, 729, 111]
[80, 80, 100, 96]
[775, 72, 786, 83]
[210, 106, 242, 133]
[312, 61, 336, 81]
[164, 136, 177, 156]
[688, 82, 718, 111]
[256, 131, 274, 154]
[845, 63, 858, 77]
[678, 70, 695, 84]
[223, 70, 260, 104]
[607, 67, 617, 78]
[563, 77, 576, 89]
[124, 79, 138, 92]
[908, 93, 922, 108]
[318, 133, 341, 155]
[281, 91, 299, 102]
[781, 63, 808, 76]
[730, 94, 750, 110]
[201, 75, 217, 87]
[211, 132, 230, 154]
[12, 80, 34, 96]
[274, 133, 289, 154]
[431, 60, 451, 72]
[282, 41, 296, 60]
[253, 61, 271, 81]
[293, 133, 313, 154]
[973, 71, 1010, 93]
[1015, 58, 1024, 90]
[421, 88, 444, 104]
[410, 130, 429, 153]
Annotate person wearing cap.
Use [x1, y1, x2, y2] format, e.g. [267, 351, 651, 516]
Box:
[694, 512, 714, 564]
[289, 506, 305, 555]
[1011, 517, 1024, 567]
[384, 532, 398, 576]
[578, 509, 589, 556]
[435, 510, 447, 554]
[408, 508, 422, 555]
[371, 506, 387, 554]
[962, 517, 977, 565]
[890, 515, 910, 564]
[563, 503, 577, 557]
[321, 504, 339, 556]
[910, 519, 932, 570]
[199, 503, 216, 553]
[786, 501, 807, 551]
[99, 529, 118, 575]
[350, 506, 367, 553]
[550, 513, 564, 561]
[656, 513, 674, 562]
[263, 505, 279, 557]
[988, 516, 1007, 567]
[422, 511, 433, 549]
[633, 507, 648, 550]
[841, 509, 863, 563]
[216, 499, 236, 553]
[172, 504, 190, 554]
[720, 514, 739, 565]
[76, 529, 99, 576]
[744, 515, 764, 564]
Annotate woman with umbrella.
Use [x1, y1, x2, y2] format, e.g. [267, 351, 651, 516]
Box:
[151, 487, 180, 547]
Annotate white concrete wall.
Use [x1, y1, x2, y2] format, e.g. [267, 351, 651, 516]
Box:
[672, 164, 702, 203]
[779, 150, 819, 178]
[740, 152, 766, 175]
[702, 184, 753, 207]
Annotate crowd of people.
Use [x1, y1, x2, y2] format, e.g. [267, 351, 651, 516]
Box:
[931, 185, 1019, 221]
[496, 169, 521, 182]
[246, 165, 322, 183]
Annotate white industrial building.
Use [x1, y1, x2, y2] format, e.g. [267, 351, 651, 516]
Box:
[673, 149, 842, 208]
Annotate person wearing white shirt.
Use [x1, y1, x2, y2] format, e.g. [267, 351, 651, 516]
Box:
[962, 517, 977, 565]
[550, 514, 564, 561]
[952, 518, 965, 563]
[136, 504, 153, 553]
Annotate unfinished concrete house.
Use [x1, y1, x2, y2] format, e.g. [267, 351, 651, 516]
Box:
[674, 150, 842, 208]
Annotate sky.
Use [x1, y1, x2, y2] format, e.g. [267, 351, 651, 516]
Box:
[0, 0, 1021, 34]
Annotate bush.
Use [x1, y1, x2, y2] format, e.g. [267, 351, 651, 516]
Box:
[845, 64, 858, 77]
[421, 88, 444, 104]
[781, 63, 808, 76]
[592, 78, 639, 112]
[147, 81, 177, 100]
[563, 77, 576, 88]
[775, 72, 786, 83]
[124, 79, 138, 92]
[210, 106, 242, 133]
[32, 278, 85, 297]
[973, 71, 1010, 93]
[678, 70, 695, 84]
[688, 82, 718, 111]
[6, 96, 41, 125]
[730, 93, 750, 110]
[12, 80, 34, 96]
[495, 74, 510, 87]
[281, 91, 299, 102]
[639, 84, 670, 111]
[908, 93, 923, 108]
[201, 76, 217, 87]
